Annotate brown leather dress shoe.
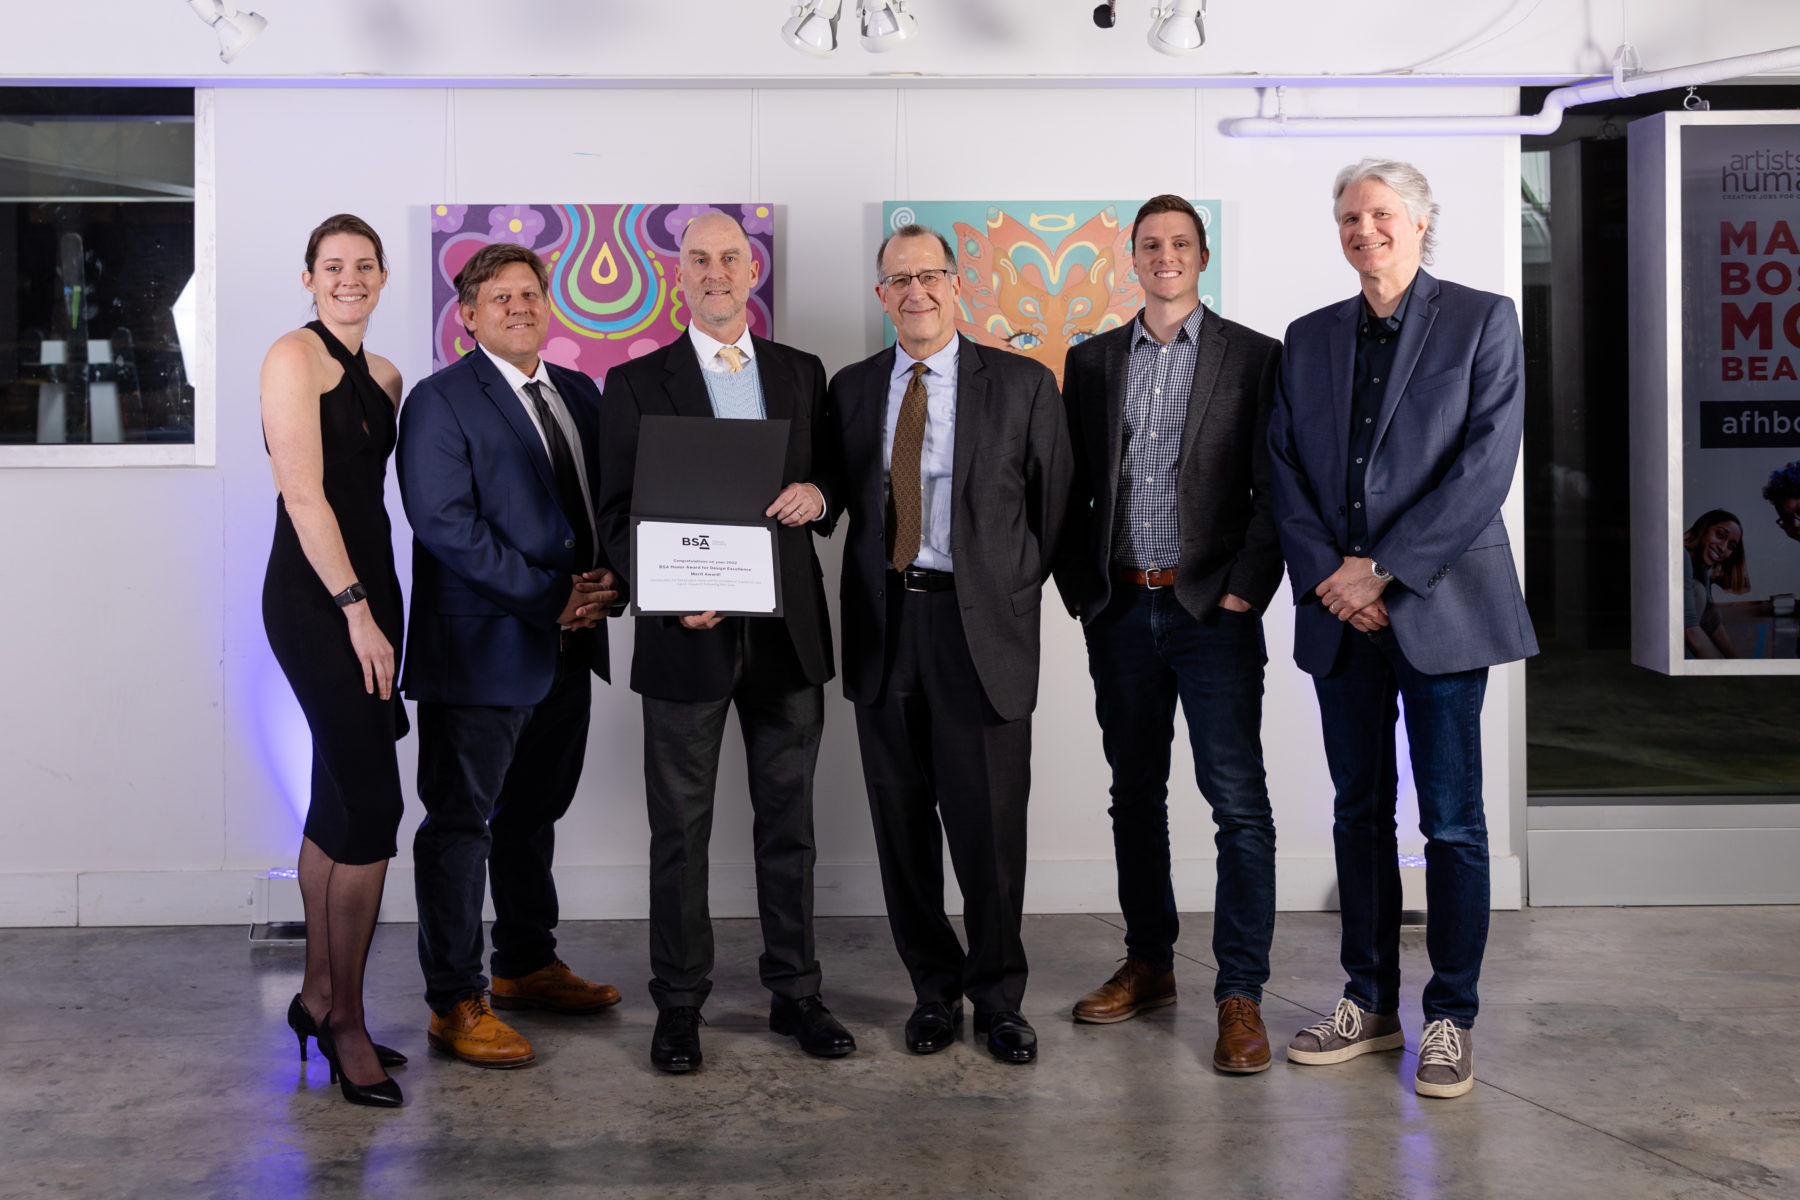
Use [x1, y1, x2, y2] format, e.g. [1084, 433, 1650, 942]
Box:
[1072, 958, 1177, 1024]
[428, 996, 536, 1068]
[490, 959, 622, 1015]
[1213, 995, 1273, 1074]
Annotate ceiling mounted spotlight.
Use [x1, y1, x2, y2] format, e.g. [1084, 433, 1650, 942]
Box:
[858, 0, 917, 53]
[781, 0, 842, 58]
[1147, 0, 1206, 56]
[186, 0, 267, 64]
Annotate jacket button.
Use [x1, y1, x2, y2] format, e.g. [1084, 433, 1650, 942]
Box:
[564, 538, 576, 549]
[1337, 506, 1346, 515]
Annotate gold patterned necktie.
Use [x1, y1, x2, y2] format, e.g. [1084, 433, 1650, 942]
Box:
[887, 361, 930, 573]
[717, 345, 746, 374]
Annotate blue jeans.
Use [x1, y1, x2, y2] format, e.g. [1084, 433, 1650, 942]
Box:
[1084, 586, 1276, 1003]
[1312, 628, 1489, 1028]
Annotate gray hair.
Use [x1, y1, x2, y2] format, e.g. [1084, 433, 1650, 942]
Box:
[1333, 158, 1439, 265]
[877, 224, 958, 275]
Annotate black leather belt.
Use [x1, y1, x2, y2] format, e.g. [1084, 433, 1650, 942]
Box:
[892, 567, 955, 593]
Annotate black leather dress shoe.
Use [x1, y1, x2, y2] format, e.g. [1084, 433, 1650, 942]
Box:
[770, 994, 856, 1058]
[904, 1000, 963, 1055]
[974, 1009, 1038, 1064]
[650, 1005, 704, 1073]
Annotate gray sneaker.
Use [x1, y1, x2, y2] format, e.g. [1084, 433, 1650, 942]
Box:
[1414, 1019, 1475, 1098]
[1286, 997, 1405, 1065]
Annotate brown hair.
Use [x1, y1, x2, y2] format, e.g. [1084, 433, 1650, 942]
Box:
[1684, 509, 1750, 594]
[454, 242, 550, 309]
[304, 213, 386, 273]
[876, 224, 958, 276]
[1131, 195, 1207, 255]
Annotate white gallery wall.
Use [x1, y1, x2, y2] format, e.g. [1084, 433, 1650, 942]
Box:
[2, 0, 1796, 926]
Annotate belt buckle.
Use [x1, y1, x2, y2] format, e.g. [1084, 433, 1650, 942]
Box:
[903, 569, 927, 593]
[1143, 568, 1165, 592]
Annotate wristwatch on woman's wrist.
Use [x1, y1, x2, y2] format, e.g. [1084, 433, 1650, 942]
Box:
[332, 581, 369, 608]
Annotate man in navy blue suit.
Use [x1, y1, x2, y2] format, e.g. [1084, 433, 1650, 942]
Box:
[397, 243, 622, 1069]
[1267, 160, 1537, 1100]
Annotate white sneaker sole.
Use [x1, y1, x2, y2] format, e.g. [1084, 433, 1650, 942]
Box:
[1414, 1071, 1476, 1098]
[1285, 1029, 1406, 1065]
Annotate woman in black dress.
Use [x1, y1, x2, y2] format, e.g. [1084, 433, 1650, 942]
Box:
[261, 214, 407, 1107]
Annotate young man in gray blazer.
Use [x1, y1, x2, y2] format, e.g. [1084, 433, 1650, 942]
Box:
[1267, 159, 1537, 1099]
[1058, 195, 1285, 1075]
[825, 224, 1072, 1064]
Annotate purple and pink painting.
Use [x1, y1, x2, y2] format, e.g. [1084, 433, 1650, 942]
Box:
[430, 202, 776, 383]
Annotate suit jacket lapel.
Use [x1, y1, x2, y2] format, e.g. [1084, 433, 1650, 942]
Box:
[1371, 270, 1439, 455]
[1326, 297, 1359, 511]
[861, 345, 897, 510]
[751, 336, 796, 424]
[1101, 323, 1131, 529]
[546, 362, 600, 466]
[951, 337, 986, 520]
[468, 348, 559, 500]
[662, 332, 717, 420]
[1178, 315, 1227, 467]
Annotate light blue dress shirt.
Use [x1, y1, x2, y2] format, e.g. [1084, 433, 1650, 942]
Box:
[885, 336, 959, 572]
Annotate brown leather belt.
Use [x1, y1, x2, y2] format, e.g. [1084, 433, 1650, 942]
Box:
[1117, 566, 1177, 588]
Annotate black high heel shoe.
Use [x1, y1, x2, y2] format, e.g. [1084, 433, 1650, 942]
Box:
[316, 1018, 404, 1109]
[287, 995, 408, 1067]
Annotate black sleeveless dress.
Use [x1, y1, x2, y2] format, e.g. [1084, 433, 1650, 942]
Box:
[262, 321, 408, 865]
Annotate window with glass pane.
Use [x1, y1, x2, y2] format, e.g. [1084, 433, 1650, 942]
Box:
[0, 89, 194, 446]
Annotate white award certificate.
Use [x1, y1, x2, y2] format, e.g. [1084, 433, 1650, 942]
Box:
[631, 519, 779, 616]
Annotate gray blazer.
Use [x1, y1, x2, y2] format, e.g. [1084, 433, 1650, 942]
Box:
[1266, 269, 1538, 677]
[1058, 309, 1285, 623]
[825, 337, 1073, 722]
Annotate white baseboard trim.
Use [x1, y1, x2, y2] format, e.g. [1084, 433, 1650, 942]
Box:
[1528, 826, 1800, 905]
[1, 855, 1524, 928]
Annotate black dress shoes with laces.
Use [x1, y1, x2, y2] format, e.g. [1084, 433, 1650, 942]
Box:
[974, 1009, 1038, 1064]
[904, 1000, 963, 1055]
[770, 994, 856, 1058]
[650, 1005, 704, 1073]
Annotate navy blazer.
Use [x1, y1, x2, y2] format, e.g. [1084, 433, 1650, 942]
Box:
[1266, 270, 1537, 677]
[396, 347, 611, 706]
[596, 333, 839, 702]
[825, 337, 1072, 723]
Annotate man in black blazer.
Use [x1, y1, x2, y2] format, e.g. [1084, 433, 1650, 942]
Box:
[598, 210, 851, 1073]
[1058, 195, 1284, 1075]
[398, 243, 622, 1069]
[825, 224, 1072, 1064]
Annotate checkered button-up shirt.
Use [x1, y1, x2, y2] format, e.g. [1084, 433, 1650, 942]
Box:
[1111, 303, 1206, 572]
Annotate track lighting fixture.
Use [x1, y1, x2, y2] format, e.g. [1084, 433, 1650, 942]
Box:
[1147, 0, 1206, 56]
[781, 0, 842, 58]
[858, 0, 916, 52]
[186, 0, 266, 64]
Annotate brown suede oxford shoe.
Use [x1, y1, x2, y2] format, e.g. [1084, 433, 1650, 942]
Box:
[1213, 995, 1273, 1074]
[1071, 958, 1177, 1024]
[490, 959, 622, 1015]
[427, 996, 536, 1069]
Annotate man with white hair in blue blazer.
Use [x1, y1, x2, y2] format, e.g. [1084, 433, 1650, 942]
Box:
[1266, 158, 1537, 1099]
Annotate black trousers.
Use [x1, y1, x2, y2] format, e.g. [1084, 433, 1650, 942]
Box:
[642, 618, 824, 1010]
[413, 652, 591, 1015]
[853, 586, 1032, 1014]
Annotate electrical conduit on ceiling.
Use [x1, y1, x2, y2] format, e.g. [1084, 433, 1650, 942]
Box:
[1222, 43, 1800, 137]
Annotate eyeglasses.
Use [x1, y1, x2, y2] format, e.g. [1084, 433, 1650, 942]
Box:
[1776, 511, 1800, 530]
[880, 269, 949, 291]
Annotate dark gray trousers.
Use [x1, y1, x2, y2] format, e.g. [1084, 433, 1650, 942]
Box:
[641, 622, 825, 1010]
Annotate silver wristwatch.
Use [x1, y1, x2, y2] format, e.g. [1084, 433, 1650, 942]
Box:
[1370, 561, 1394, 582]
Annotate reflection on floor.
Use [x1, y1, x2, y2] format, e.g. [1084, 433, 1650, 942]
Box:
[1527, 640, 1800, 794]
[4, 908, 1797, 1199]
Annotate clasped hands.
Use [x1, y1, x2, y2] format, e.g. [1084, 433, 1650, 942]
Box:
[679, 483, 823, 631]
[1315, 556, 1390, 633]
[558, 568, 620, 628]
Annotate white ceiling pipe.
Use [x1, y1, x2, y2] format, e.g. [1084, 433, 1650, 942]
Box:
[1223, 43, 1800, 137]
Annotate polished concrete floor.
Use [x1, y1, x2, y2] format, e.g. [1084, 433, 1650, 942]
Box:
[3, 907, 1797, 1200]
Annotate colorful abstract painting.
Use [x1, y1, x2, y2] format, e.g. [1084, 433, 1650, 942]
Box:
[429, 202, 776, 383]
[881, 200, 1223, 385]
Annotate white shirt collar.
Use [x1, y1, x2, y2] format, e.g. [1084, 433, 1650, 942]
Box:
[478, 343, 554, 394]
[688, 323, 755, 369]
[893, 334, 959, 381]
